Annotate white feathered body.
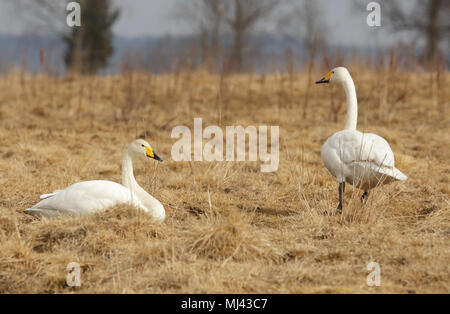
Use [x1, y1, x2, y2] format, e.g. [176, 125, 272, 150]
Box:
[25, 180, 147, 218]
[321, 130, 407, 190]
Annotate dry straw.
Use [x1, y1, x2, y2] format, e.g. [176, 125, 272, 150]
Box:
[0, 61, 448, 293]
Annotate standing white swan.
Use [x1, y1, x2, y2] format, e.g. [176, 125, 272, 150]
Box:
[316, 67, 407, 212]
[25, 139, 166, 221]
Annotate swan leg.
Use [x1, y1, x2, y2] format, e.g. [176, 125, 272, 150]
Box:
[361, 190, 369, 204]
[323, 182, 345, 216]
[337, 182, 345, 213]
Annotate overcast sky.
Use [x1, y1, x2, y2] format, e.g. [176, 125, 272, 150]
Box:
[0, 0, 410, 47]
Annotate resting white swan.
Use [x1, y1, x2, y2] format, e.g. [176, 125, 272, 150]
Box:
[25, 139, 165, 221]
[316, 67, 407, 212]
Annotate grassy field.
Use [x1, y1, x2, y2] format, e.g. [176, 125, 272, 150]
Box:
[0, 66, 448, 293]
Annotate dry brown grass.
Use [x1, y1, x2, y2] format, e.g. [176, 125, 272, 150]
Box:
[0, 66, 448, 293]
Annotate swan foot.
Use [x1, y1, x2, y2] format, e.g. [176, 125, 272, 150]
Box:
[361, 191, 369, 204]
[323, 205, 342, 216]
[336, 202, 343, 214]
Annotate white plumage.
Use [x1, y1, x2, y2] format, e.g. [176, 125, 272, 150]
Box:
[316, 67, 407, 211]
[321, 130, 407, 190]
[25, 139, 165, 221]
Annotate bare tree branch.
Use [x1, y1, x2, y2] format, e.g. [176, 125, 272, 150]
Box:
[173, 0, 282, 72]
[373, 0, 449, 60]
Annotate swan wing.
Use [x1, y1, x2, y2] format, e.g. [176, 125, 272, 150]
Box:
[322, 130, 407, 183]
[356, 132, 395, 168]
[354, 132, 407, 180]
[26, 180, 144, 217]
[323, 130, 394, 166]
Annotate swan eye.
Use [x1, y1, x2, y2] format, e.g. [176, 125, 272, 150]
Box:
[141, 144, 145, 147]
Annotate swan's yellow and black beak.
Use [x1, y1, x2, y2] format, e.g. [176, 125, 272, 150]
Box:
[316, 71, 332, 84]
[146, 146, 163, 162]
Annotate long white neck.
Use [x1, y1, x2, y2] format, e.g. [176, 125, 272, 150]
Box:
[121, 151, 166, 221]
[342, 74, 358, 130]
[122, 152, 139, 193]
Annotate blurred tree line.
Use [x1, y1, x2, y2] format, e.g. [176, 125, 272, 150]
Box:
[8, 0, 450, 74]
[174, 0, 449, 72]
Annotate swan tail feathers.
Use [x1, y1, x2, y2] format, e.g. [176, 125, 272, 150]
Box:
[39, 190, 62, 199]
[39, 193, 55, 199]
[374, 165, 407, 181]
[392, 168, 407, 181]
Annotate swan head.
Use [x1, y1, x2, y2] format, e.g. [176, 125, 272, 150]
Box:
[128, 139, 163, 162]
[316, 67, 351, 85]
